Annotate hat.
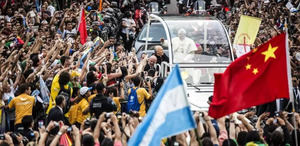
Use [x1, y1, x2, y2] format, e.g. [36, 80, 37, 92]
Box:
[80, 87, 92, 96]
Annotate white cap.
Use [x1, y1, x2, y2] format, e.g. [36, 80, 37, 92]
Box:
[296, 52, 300, 61]
[80, 87, 92, 96]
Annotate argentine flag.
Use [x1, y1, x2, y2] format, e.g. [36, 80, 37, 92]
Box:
[128, 65, 196, 146]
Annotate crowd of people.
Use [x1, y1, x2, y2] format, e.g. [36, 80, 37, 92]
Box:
[0, 0, 299, 146]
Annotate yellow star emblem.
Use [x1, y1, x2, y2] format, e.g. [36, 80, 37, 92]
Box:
[252, 68, 258, 75]
[261, 44, 278, 62]
[245, 64, 251, 70]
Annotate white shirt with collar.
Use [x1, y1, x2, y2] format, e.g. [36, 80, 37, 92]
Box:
[57, 106, 63, 114]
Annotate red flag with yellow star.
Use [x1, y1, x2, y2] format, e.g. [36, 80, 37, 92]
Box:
[209, 33, 290, 119]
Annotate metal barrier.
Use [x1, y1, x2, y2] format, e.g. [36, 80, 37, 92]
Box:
[160, 61, 170, 78]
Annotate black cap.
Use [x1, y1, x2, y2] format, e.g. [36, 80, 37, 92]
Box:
[96, 83, 105, 92]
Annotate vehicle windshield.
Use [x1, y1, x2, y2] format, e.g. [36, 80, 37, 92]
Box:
[138, 23, 167, 42]
[165, 20, 232, 64]
[179, 67, 226, 86]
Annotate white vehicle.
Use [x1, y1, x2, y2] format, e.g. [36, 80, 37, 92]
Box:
[145, 14, 234, 111]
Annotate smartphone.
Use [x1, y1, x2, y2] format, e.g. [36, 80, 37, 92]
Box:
[67, 127, 72, 132]
[106, 113, 111, 118]
[199, 116, 206, 124]
[38, 120, 44, 128]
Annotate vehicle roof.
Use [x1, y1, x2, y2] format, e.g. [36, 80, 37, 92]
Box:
[158, 14, 219, 21]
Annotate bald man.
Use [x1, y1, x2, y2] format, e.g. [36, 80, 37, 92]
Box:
[144, 55, 159, 77]
[154, 45, 169, 65]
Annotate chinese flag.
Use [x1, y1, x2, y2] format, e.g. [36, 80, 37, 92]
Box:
[79, 8, 87, 45]
[209, 33, 290, 119]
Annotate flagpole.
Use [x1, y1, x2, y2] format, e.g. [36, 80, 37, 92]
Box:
[77, 6, 83, 31]
[284, 18, 298, 146]
[145, 12, 150, 51]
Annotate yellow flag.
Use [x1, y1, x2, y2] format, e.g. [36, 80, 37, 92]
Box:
[233, 15, 261, 57]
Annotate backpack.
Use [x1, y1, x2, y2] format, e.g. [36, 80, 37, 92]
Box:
[127, 88, 143, 113]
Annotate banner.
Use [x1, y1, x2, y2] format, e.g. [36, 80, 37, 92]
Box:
[233, 15, 261, 57]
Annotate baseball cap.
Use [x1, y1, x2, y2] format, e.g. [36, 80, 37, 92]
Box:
[80, 87, 92, 96]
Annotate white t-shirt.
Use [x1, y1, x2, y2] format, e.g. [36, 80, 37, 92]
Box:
[3, 86, 15, 101]
[121, 18, 135, 34]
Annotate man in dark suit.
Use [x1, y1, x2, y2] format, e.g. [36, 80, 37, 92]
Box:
[47, 95, 67, 123]
[154, 45, 169, 65]
[47, 95, 69, 134]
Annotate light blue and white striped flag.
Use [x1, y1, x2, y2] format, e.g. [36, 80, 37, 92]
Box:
[128, 64, 196, 146]
[39, 76, 50, 103]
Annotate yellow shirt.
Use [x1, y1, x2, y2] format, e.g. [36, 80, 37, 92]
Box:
[128, 87, 151, 117]
[88, 94, 97, 103]
[8, 93, 35, 124]
[112, 97, 121, 114]
[47, 74, 73, 114]
[68, 103, 79, 124]
[0, 100, 4, 122]
[76, 98, 89, 124]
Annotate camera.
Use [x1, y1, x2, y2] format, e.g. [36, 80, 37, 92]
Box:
[274, 112, 280, 117]
[84, 120, 90, 127]
[20, 136, 29, 145]
[145, 77, 151, 82]
[129, 111, 140, 118]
